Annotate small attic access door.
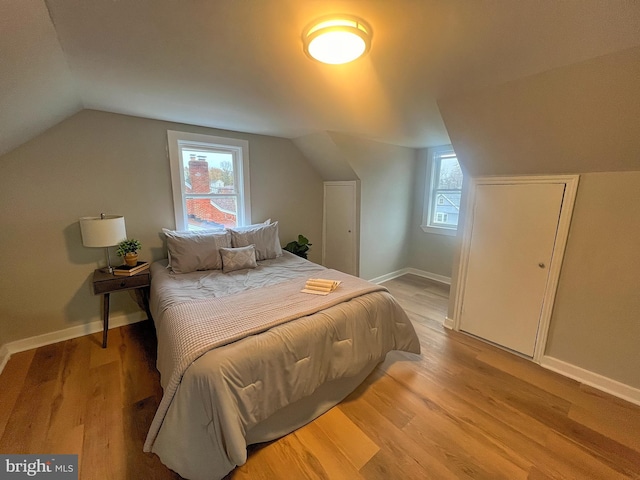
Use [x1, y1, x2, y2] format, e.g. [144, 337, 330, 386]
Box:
[323, 181, 359, 276]
[454, 175, 579, 362]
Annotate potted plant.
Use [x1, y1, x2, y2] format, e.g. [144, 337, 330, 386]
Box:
[283, 235, 312, 259]
[116, 238, 142, 266]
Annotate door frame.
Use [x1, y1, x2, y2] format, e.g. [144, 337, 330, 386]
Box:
[452, 174, 579, 363]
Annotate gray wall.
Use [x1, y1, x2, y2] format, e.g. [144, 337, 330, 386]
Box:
[439, 47, 640, 388]
[0, 110, 323, 345]
[330, 133, 417, 281]
[546, 172, 640, 388]
[408, 148, 459, 279]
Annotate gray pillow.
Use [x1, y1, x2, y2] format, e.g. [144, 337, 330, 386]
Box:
[228, 221, 282, 261]
[162, 228, 231, 273]
[220, 245, 258, 273]
[230, 219, 271, 232]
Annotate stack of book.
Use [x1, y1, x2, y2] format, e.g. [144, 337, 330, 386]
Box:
[301, 278, 341, 295]
[113, 261, 150, 276]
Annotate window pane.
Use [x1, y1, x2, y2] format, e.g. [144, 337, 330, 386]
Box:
[186, 196, 238, 230]
[438, 156, 463, 190]
[169, 130, 250, 232]
[432, 190, 461, 227]
[182, 149, 236, 195]
[182, 149, 238, 230]
[432, 154, 462, 227]
[421, 146, 463, 234]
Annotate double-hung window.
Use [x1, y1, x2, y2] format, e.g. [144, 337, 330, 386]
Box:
[421, 145, 463, 236]
[167, 130, 251, 231]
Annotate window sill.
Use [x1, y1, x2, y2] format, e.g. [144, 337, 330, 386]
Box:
[420, 225, 458, 236]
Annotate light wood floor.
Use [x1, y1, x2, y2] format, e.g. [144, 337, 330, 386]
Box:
[1, 274, 639, 479]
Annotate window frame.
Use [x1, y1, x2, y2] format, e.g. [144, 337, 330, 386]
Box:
[421, 145, 462, 236]
[167, 130, 251, 231]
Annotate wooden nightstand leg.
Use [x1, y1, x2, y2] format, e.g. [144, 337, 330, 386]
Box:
[102, 292, 110, 348]
[142, 287, 153, 321]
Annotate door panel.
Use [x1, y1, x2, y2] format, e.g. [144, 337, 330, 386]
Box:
[459, 183, 564, 357]
[323, 182, 357, 276]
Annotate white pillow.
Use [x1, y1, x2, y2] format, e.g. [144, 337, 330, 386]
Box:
[220, 245, 258, 273]
[230, 219, 271, 232]
[162, 226, 225, 235]
[228, 221, 282, 261]
[162, 228, 231, 273]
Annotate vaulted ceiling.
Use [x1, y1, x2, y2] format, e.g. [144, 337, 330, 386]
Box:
[2, 0, 640, 157]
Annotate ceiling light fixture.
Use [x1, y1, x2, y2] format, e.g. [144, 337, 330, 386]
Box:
[302, 15, 372, 65]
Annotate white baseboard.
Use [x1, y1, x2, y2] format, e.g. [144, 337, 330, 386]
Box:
[541, 356, 640, 407]
[0, 312, 146, 376]
[368, 268, 408, 284]
[405, 268, 451, 285]
[443, 317, 455, 329]
[368, 267, 451, 286]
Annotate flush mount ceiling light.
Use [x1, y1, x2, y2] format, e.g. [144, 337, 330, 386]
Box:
[302, 15, 372, 65]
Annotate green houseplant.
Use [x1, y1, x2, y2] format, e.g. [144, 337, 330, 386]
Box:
[283, 235, 312, 259]
[116, 238, 142, 266]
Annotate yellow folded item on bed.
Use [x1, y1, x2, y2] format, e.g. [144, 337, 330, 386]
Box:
[301, 278, 341, 295]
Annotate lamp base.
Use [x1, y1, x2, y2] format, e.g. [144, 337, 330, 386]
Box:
[102, 246, 116, 274]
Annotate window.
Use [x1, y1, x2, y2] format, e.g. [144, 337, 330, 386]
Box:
[421, 146, 463, 236]
[167, 130, 251, 231]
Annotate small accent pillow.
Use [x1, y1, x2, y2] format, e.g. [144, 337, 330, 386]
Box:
[228, 221, 282, 261]
[219, 245, 258, 273]
[162, 228, 231, 273]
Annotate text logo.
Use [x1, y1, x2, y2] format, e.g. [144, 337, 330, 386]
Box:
[0, 455, 77, 479]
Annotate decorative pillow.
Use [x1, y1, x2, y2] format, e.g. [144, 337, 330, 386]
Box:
[228, 221, 282, 261]
[162, 228, 231, 273]
[219, 245, 258, 273]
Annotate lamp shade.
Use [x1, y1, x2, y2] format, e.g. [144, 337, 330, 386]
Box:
[79, 215, 127, 247]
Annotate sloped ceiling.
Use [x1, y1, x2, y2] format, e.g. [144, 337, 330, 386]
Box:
[2, 0, 640, 157]
[439, 45, 640, 176]
[0, 0, 82, 156]
[292, 132, 358, 181]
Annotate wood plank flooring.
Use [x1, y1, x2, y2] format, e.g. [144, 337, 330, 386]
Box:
[1, 274, 639, 479]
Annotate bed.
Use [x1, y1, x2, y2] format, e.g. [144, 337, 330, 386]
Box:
[143, 224, 421, 480]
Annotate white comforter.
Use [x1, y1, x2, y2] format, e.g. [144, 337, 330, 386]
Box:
[145, 253, 420, 480]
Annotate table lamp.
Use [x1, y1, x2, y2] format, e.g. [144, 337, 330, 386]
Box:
[80, 214, 127, 273]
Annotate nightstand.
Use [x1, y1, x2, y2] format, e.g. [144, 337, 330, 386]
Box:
[92, 268, 151, 348]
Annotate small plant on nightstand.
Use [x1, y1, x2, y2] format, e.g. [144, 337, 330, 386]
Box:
[116, 238, 142, 266]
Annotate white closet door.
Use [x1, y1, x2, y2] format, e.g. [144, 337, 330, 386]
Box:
[323, 181, 358, 276]
[459, 183, 564, 357]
